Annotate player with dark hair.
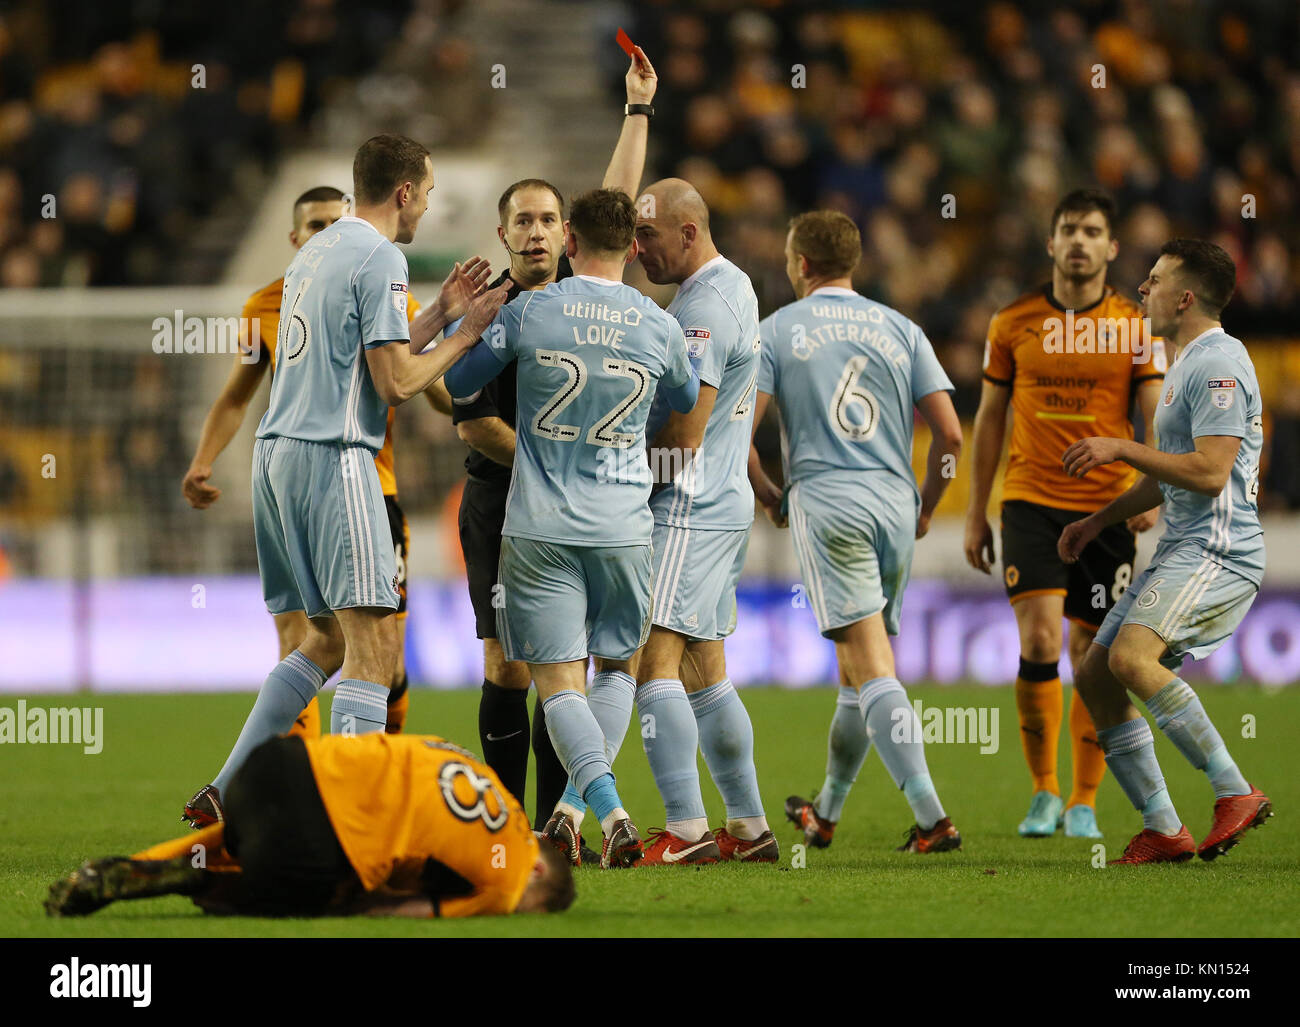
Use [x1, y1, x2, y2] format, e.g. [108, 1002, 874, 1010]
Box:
[50, 733, 574, 917]
[754, 211, 966, 854]
[181, 185, 450, 746]
[1059, 239, 1271, 864]
[964, 188, 1167, 839]
[442, 184, 700, 869]
[182, 135, 508, 827]
[576, 175, 776, 866]
[455, 46, 658, 859]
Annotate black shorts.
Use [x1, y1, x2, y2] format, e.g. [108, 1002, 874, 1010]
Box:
[222, 736, 357, 916]
[1000, 499, 1137, 630]
[385, 494, 409, 616]
[458, 478, 507, 639]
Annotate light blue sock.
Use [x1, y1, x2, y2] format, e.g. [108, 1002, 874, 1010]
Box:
[640, 678, 706, 824]
[588, 670, 637, 760]
[556, 670, 635, 815]
[858, 677, 945, 829]
[543, 691, 615, 797]
[815, 687, 872, 822]
[331, 678, 388, 735]
[582, 773, 623, 824]
[1097, 717, 1182, 835]
[213, 651, 324, 792]
[690, 678, 764, 820]
[1145, 678, 1250, 798]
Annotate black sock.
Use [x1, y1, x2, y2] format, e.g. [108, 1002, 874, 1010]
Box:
[532, 692, 568, 832]
[478, 680, 529, 804]
[387, 673, 409, 706]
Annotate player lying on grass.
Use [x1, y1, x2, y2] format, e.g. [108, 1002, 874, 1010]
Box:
[1059, 239, 1271, 865]
[49, 733, 574, 917]
[749, 211, 965, 854]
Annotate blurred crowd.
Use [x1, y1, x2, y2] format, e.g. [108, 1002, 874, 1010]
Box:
[622, 0, 1300, 420]
[0, 0, 486, 288]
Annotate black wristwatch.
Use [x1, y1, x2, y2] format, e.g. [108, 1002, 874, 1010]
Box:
[624, 103, 654, 118]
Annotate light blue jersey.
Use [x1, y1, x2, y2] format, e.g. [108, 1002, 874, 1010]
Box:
[444, 274, 698, 547]
[1151, 328, 1265, 584]
[757, 286, 953, 504]
[646, 255, 760, 531]
[257, 216, 411, 452]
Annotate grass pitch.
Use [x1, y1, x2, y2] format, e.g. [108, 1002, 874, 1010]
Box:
[2, 685, 1295, 938]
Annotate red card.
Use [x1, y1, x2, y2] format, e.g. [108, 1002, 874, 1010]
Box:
[616, 27, 636, 57]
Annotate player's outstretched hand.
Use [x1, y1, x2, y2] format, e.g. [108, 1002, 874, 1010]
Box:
[626, 45, 657, 106]
[1126, 508, 1159, 533]
[1062, 436, 1123, 479]
[182, 465, 221, 509]
[458, 280, 512, 342]
[1058, 516, 1099, 565]
[963, 515, 995, 573]
[435, 256, 494, 324]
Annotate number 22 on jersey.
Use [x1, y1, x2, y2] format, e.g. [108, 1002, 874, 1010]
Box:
[531, 349, 650, 449]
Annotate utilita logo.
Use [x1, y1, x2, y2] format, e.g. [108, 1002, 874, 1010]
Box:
[49, 958, 151, 1007]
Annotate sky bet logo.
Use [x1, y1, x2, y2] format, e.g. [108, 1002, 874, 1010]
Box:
[49, 958, 151, 1006]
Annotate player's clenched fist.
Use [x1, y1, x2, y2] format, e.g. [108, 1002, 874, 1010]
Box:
[963, 515, 995, 573]
[1057, 516, 1100, 565]
[182, 465, 221, 509]
[1061, 436, 1125, 479]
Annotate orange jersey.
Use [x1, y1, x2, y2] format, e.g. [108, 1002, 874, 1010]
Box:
[983, 284, 1166, 512]
[304, 733, 538, 917]
[242, 278, 423, 496]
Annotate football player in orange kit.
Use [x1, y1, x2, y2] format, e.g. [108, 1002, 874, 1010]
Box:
[47, 733, 574, 918]
[964, 189, 1166, 839]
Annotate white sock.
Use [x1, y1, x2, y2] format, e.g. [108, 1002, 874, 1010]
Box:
[599, 806, 629, 837]
[555, 800, 584, 828]
[666, 816, 709, 841]
[726, 815, 770, 840]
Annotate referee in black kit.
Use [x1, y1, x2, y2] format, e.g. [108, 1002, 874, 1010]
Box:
[453, 44, 658, 856]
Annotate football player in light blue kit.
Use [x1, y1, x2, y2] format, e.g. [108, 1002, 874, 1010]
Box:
[183, 135, 506, 826]
[749, 211, 966, 854]
[603, 177, 777, 866]
[443, 188, 700, 868]
[1059, 239, 1271, 864]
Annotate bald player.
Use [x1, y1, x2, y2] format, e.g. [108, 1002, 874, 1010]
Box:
[623, 177, 775, 864]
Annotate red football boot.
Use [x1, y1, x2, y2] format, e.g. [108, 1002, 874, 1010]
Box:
[640, 828, 720, 866]
[715, 827, 779, 863]
[1198, 786, 1272, 861]
[1109, 826, 1196, 864]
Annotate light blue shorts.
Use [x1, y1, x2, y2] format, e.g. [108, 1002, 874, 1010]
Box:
[252, 436, 399, 619]
[1094, 542, 1258, 669]
[650, 524, 749, 641]
[496, 536, 652, 664]
[787, 473, 916, 637]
